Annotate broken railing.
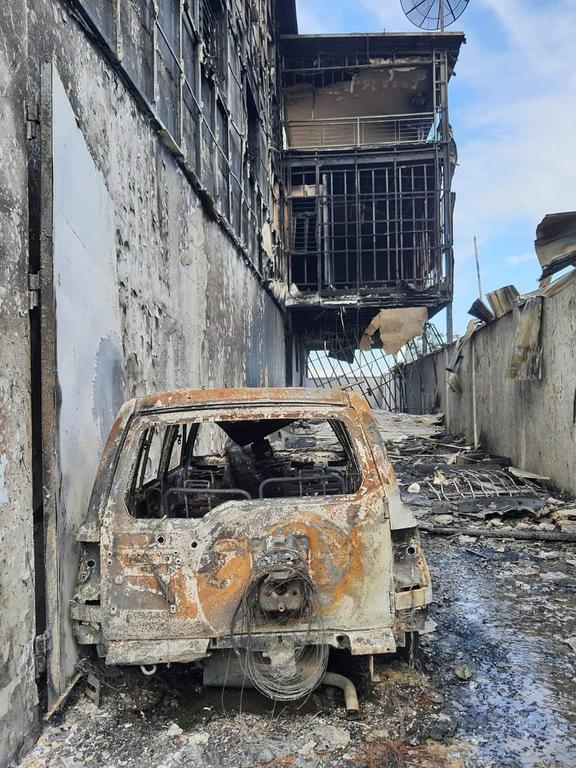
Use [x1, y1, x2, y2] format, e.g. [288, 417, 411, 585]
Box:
[306, 322, 444, 412]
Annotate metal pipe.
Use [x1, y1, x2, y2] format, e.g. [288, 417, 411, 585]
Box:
[473, 236, 483, 298]
[446, 302, 453, 343]
[323, 672, 360, 719]
[471, 339, 479, 448]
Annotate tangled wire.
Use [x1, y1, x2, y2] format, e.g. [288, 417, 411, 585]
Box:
[230, 546, 328, 701]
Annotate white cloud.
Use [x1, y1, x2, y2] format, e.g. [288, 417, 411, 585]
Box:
[357, 0, 412, 31]
[506, 253, 537, 266]
[454, 6, 576, 228]
[449, 3, 576, 315]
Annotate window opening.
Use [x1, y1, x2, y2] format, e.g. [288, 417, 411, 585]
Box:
[201, 0, 226, 82]
[127, 416, 362, 518]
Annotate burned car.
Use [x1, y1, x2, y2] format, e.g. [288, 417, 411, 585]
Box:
[72, 388, 430, 711]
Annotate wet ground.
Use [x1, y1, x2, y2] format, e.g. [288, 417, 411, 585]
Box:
[17, 414, 576, 768]
[18, 533, 576, 768]
[422, 536, 576, 766]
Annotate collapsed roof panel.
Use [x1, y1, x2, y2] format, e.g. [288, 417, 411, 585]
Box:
[535, 211, 576, 279]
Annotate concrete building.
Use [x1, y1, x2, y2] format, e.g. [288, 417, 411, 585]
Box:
[0, 1, 464, 763]
[1, 1, 291, 763]
[282, 31, 464, 403]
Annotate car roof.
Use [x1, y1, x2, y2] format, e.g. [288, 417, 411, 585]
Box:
[133, 387, 354, 413]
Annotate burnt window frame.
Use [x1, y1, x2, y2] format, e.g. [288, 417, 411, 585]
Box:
[119, 406, 372, 519]
[73, 0, 287, 282]
[200, 0, 228, 86]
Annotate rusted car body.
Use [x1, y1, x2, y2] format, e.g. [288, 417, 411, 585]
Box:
[72, 388, 431, 700]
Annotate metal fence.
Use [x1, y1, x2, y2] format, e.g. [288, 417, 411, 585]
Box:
[306, 323, 444, 412]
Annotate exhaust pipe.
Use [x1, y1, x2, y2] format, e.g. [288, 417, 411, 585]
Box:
[323, 672, 360, 719]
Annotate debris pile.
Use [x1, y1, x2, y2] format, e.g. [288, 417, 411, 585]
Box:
[18, 658, 471, 768]
[377, 412, 576, 541]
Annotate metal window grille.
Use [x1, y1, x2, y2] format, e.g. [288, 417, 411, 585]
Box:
[288, 160, 439, 294]
[73, 0, 282, 278]
[201, 0, 226, 81]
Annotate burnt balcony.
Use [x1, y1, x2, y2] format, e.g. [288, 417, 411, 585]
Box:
[285, 156, 452, 311]
[285, 112, 439, 151]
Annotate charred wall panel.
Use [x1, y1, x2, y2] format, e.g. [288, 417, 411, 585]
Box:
[26, 0, 287, 705]
[403, 283, 576, 495]
[0, 2, 38, 766]
[48, 69, 126, 694]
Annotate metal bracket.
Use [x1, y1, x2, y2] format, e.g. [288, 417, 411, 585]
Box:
[85, 673, 101, 707]
[34, 632, 51, 678]
[26, 103, 39, 140]
[28, 273, 40, 310]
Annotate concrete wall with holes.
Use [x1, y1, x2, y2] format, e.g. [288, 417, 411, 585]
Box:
[0, 2, 39, 766]
[403, 281, 576, 495]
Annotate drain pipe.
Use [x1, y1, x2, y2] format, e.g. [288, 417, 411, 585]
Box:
[323, 672, 360, 719]
[471, 339, 479, 448]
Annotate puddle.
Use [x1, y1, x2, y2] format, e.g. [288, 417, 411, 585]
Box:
[424, 538, 576, 766]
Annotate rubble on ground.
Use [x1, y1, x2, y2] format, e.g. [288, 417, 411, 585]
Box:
[18, 530, 576, 768]
[16, 413, 576, 768]
[383, 413, 576, 539]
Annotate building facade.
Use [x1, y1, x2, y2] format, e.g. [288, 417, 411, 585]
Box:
[1, 2, 292, 764]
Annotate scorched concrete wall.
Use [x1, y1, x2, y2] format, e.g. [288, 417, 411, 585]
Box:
[0, 0, 288, 763]
[29, 0, 286, 702]
[0, 2, 38, 766]
[29, 0, 286, 396]
[403, 281, 576, 495]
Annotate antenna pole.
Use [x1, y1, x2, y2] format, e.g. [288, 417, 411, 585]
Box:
[440, 0, 445, 30]
[473, 236, 483, 298]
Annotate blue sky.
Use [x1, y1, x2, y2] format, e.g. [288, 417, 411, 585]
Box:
[295, 0, 576, 335]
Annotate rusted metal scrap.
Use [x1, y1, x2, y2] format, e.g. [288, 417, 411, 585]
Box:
[507, 296, 544, 381]
[420, 524, 576, 543]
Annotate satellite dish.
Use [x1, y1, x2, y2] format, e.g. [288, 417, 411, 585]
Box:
[400, 0, 469, 31]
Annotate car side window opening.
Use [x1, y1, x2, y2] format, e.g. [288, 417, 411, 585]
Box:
[127, 416, 362, 519]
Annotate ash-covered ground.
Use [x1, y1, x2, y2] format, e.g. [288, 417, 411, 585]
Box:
[18, 415, 576, 768]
